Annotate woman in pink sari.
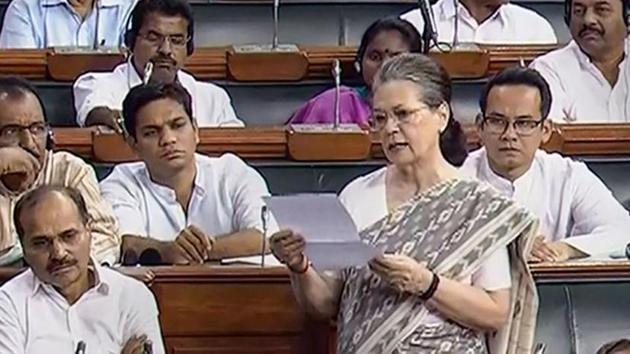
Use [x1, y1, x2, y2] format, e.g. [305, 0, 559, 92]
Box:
[287, 17, 422, 126]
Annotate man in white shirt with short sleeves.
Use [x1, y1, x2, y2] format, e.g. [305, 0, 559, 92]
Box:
[530, 0, 630, 122]
[401, 0, 557, 44]
[73, 0, 242, 132]
[0, 185, 164, 354]
[100, 83, 269, 265]
[462, 67, 630, 262]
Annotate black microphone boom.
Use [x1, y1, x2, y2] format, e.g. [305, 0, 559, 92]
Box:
[418, 0, 438, 53]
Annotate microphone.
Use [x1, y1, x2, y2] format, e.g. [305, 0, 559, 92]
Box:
[418, 0, 439, 53]
[139, 248, 163, 266]
[261, 206, 269, 268]
[332, 59, 342, 129]
[74, 341, 86, 354]
[272, 0, 280, 50]
[143, 62, 154, 85]
[92, 0, 101, 50]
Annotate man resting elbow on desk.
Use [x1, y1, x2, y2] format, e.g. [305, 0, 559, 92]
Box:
[461, 67, 630, 263]
[100, 83, 270, 265]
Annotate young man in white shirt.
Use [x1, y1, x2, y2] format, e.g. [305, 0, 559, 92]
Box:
[461, 67, 630, 262]
[100, 83, 269, 265]
[401, 0, 557, 45]
[73, 0, 242, 132]
[0, 185, 164, 354]
[530, 0, 630, 122]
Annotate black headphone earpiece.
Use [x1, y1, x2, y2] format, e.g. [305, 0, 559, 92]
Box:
[565, 0, 630, 26]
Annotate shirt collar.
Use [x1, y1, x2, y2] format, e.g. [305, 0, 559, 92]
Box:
[440, 0, 507, 25]
[42, 0, 126, 7]
[572, 39, 629, 71]
[30, 259, 110, 298]
[141, 154, 206, 201]
[479, 147, 534, 196]
[123, 61, 185, 89]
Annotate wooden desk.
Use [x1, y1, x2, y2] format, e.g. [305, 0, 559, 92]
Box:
[50, 124, 630, 163]
[0, 45, 558, 82]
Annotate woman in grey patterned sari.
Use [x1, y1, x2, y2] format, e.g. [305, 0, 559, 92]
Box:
[270, 54, 539, 354]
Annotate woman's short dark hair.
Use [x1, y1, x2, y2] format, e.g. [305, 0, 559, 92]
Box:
[355, 17, 423, 71]
[122, 83, 193, 138]
[479, 67, 552, 119]
[13, 185, 90, 241]
[374, 53, 468, 166]
[597, 339, 630, 354]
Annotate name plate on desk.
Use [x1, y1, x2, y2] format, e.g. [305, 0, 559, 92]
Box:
[429, 44, 489, 79]
[287, 124, 371, 161]
[47, 47, 125, 81]
[227, 44, 308, 81]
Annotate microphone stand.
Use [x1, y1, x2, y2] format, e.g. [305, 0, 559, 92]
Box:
[272, 0, 279, 50]
[332, 59, 341, 130]
[261, 206, 269, 268]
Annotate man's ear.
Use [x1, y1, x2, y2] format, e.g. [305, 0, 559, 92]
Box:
[192, 118, 199, 145]
[124, 133, 140, 155]
[541, 119, 554, 144]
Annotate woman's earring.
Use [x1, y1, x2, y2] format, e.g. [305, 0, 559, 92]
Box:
[354, 61, 361, 73]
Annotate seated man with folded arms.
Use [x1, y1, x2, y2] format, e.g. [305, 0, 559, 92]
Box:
[461, 67, 630, 262]
[401, 0, 557, 44]
[73, 0, 242, 132]
[530, 0, 630, 122]
[0, 185, 164, 354]
[0, 0, 135, 48]
[0, 77, 119, 266]
[100, 83, 269, 265]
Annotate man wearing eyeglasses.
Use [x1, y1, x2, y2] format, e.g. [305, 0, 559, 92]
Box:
[0, 77, 120, 266]
[73, 0, 243, 132]
[461, 67, 630, 262]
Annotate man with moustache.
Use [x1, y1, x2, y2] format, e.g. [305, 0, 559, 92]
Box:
[100, 83, 271, 265]
[0, 77, 119, 267]
[461, 67, 630, 262]
[530, 0, 630, 122]
[73, 0, 242, 132]
[0, 185, 164, 354]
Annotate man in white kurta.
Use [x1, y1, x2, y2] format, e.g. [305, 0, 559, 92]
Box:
[401, 0, 557, 44]
[0, 185, 163, 354]
[100, 83, 269, 265]
[529, 0, 630, 122]
[464, 67, 630, 261]
[73, 0, 242, 131]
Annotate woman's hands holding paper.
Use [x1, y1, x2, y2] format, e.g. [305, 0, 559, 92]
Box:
[369, 254, 433, 295]
[270, 230, 309, 273]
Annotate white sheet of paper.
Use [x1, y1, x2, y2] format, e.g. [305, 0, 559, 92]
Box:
[264, 194, 380, 270]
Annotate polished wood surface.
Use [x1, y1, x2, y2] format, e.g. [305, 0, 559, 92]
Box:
[52, 124, 630, 163]
[0, 45, 559, 82]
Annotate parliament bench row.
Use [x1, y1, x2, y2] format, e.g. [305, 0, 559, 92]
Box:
[0, 1, 571, 46]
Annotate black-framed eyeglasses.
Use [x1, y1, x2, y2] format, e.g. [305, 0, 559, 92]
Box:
[0, 122, 49, 143]
[481, 115, 544, 136]
[137, 31, 190, 48]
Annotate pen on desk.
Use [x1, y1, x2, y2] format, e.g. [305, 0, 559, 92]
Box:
[74, 341, 86, 354]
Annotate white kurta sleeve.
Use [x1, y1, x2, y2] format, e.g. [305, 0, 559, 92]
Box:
[561, 163, 630, 256]
[73, 72, 121, 126]
[121, 280, 165, 354]
[0, 291, 24, 354]
[225, 154, 272, 232]
[215, 89, 243, 127]
[100, 168, 147, 237]
[0, 0, 37, 49]
[529, 58, 568, 122]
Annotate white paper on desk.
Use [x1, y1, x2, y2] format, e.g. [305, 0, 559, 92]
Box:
[263, 194, 381, 270]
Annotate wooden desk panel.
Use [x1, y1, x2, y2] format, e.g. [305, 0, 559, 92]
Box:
[51, 124, 630, 163]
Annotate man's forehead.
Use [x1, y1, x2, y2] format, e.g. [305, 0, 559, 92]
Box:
[141, 12, 189, 34]
[136, 100, 189, 127]
[574, 0, 616, 7]
[0, 92, 45, 124]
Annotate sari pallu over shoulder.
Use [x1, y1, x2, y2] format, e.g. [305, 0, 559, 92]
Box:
[337, 179, 539, 354]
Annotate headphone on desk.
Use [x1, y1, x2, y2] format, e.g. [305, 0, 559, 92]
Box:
[564, 0, 630, 26]
[123, 0, 195, 56]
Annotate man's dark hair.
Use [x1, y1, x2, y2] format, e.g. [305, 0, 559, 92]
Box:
[125, 0, 195, 55]
[479, 67, 552, 120]
[122, 83, 193, 138]
[13, 185, 90, 241]
[597, 339, 630, 354]
[0, 76, 47, 120]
